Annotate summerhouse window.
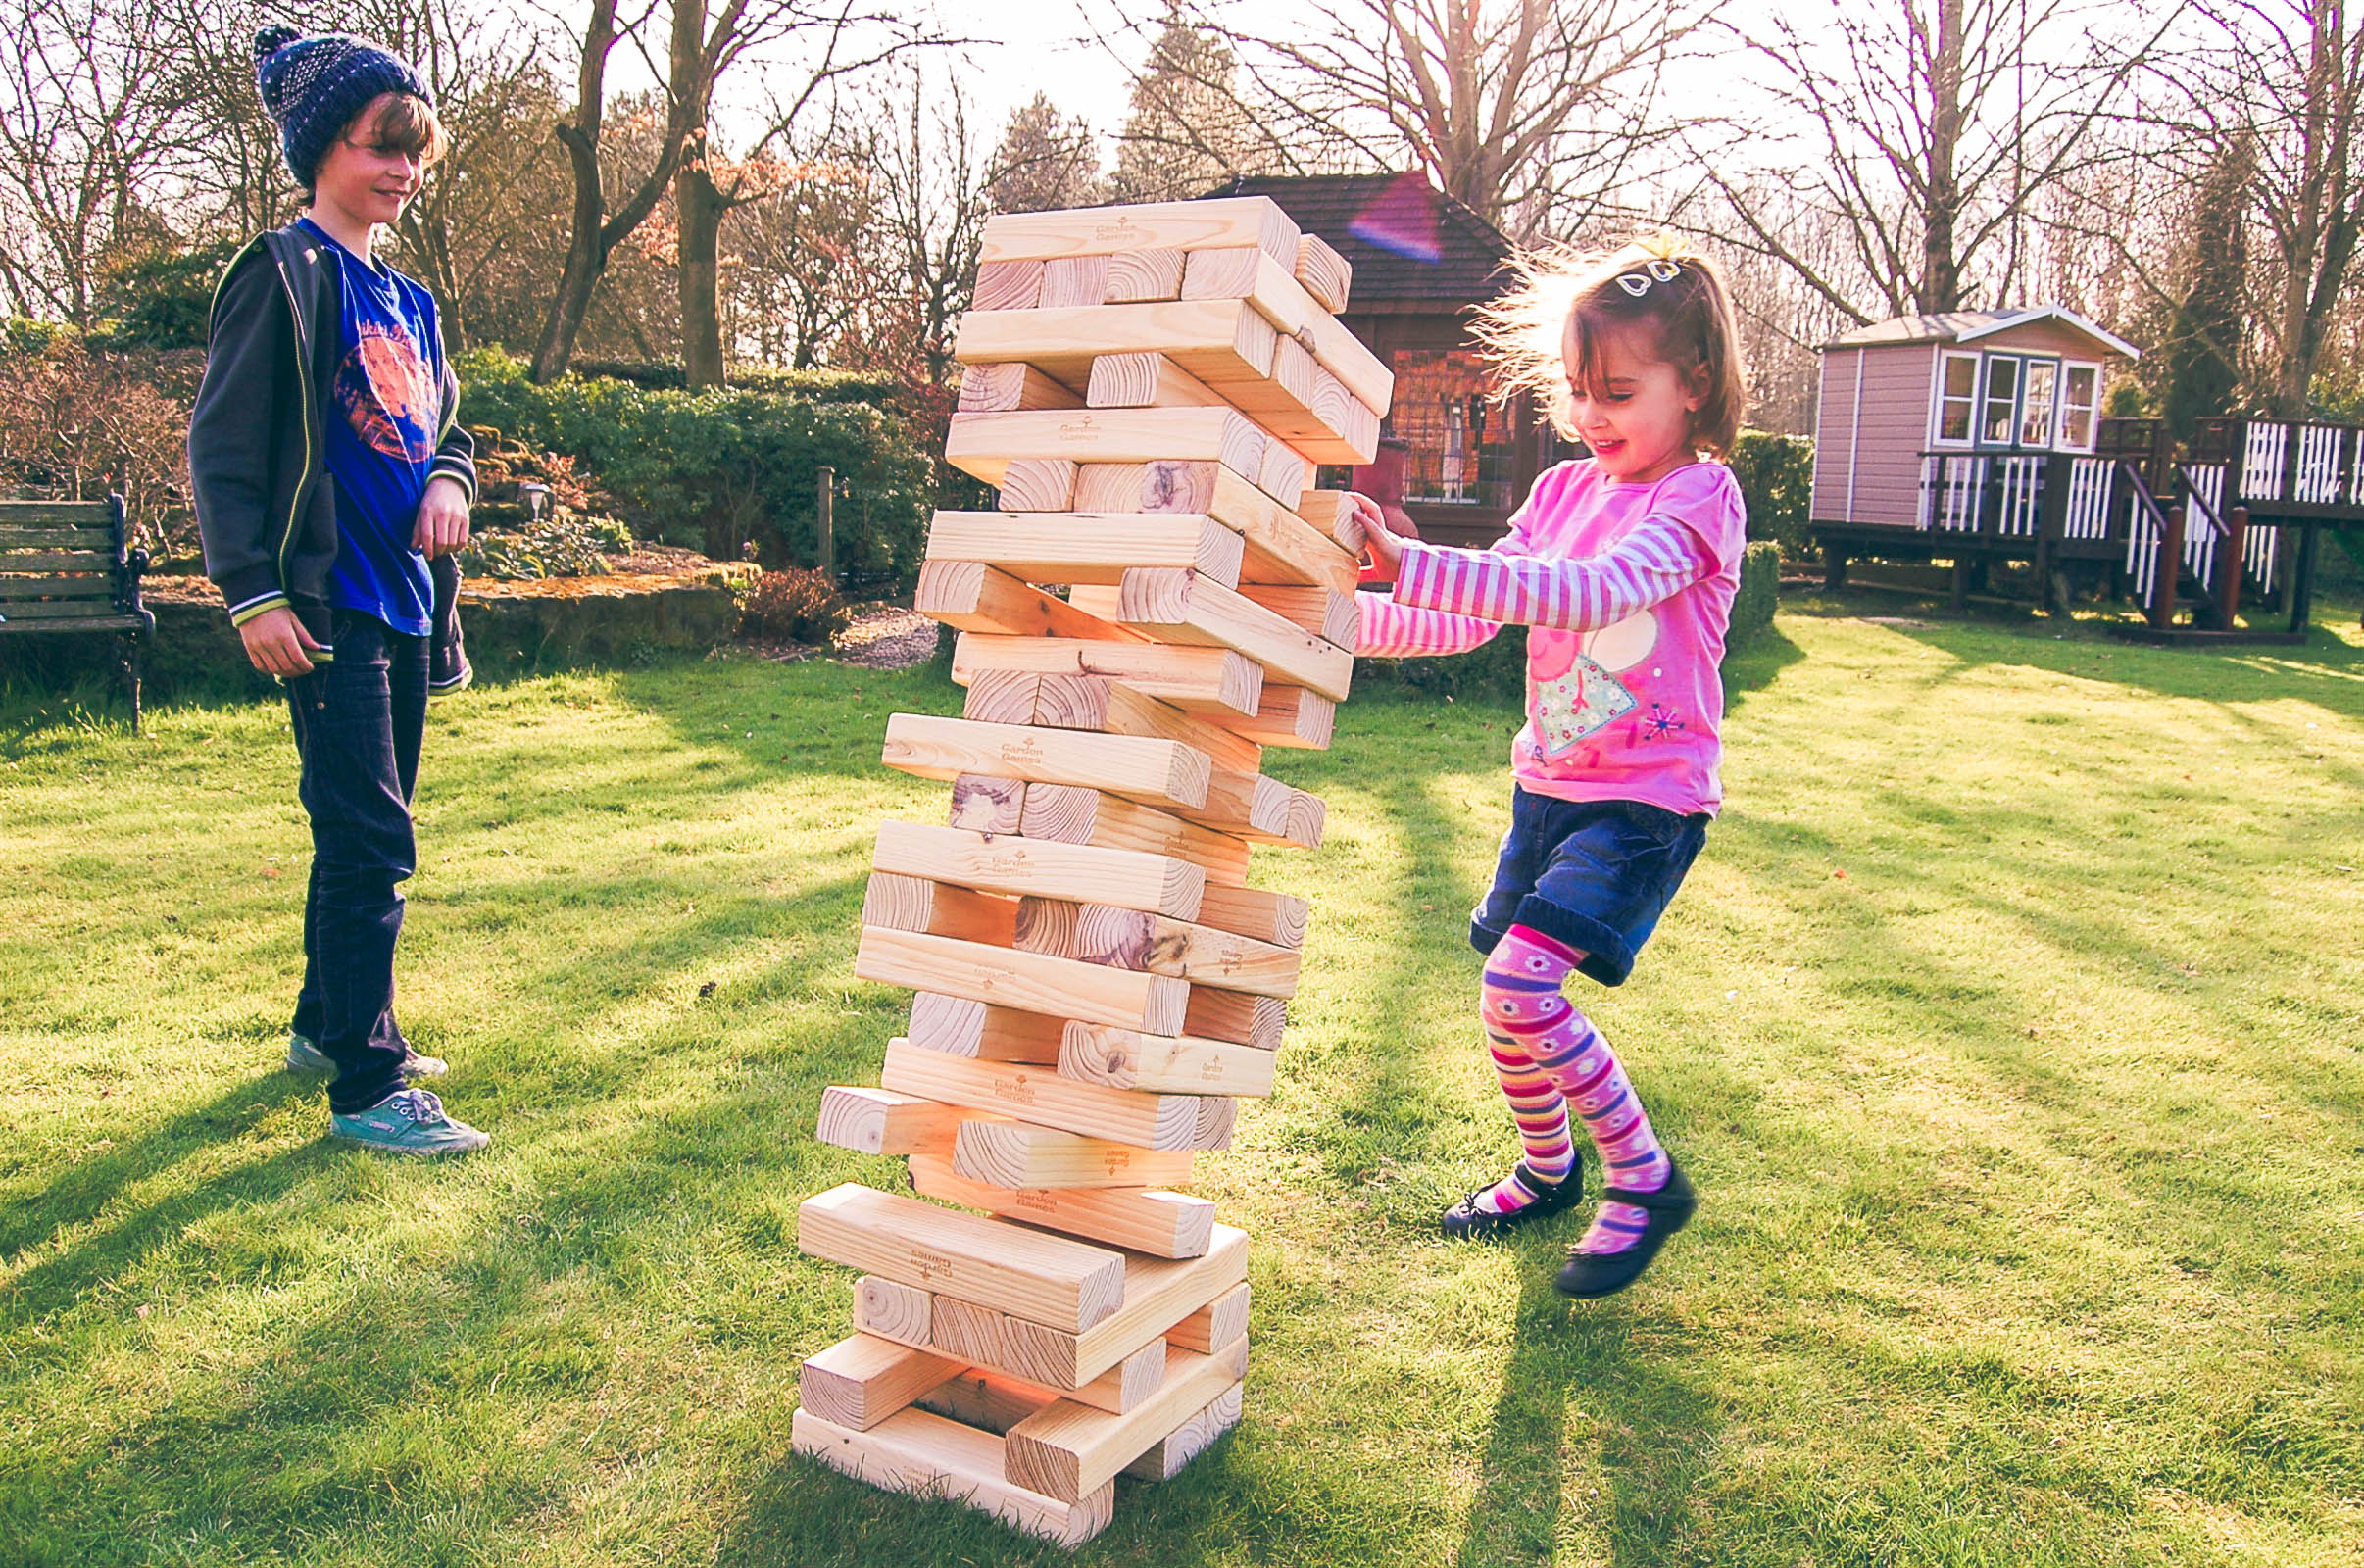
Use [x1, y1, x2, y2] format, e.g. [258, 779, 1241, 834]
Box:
[1935, 351, 1978, 445]
[2059, 363, 2100, 451]
[1979, 356, 2022, 445]
[2019, 360, 2061, 447]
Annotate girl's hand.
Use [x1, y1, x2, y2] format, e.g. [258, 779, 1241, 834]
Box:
[414, 475, 471, 560]
[1349, 491, 1407, 583]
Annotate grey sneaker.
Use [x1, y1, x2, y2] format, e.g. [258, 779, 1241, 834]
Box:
[286, 1032, 448, 1077]
[328, 1088, 490, 1156]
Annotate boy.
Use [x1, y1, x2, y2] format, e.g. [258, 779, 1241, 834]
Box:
[189, 25, 486, 1154]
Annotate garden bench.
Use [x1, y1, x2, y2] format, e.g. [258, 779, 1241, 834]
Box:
[0, 495, 154, 728]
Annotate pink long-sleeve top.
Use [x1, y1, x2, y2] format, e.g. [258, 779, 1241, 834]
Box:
[1357, 459, 1747, 816]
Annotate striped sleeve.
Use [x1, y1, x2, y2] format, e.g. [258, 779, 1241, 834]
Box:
[1390, 510, 1717, 632]
[1355, 592, 1502, 657]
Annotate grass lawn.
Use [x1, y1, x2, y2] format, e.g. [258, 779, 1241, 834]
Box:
[3, 605, 2360, 1567]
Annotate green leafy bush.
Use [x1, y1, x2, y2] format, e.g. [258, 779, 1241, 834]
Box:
[566, 359, 899, 403]
[739, 566, 850, 644]
[454, 349, 932, 581]
[460, 511, 632, 581]
[1728, 428, 1815, 558]
[1729, 540, 1782, 651]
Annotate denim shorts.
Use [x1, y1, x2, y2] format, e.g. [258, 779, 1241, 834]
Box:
[1469, 789, 1709, 986]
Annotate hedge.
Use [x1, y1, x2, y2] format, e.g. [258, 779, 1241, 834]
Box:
[565, 359, 901, 403]
[1728, 428, 1814, 558]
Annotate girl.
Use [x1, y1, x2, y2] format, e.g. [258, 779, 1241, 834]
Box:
[1353, 238, 1748, 1298]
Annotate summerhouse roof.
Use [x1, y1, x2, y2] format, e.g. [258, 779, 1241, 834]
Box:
[1826, 307, 2141, 360]
[1197, 173, 1513, 313]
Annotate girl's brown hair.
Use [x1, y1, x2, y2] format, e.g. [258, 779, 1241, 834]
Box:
[345, 91, 449, 169]
[1472, 235, 1749, 459]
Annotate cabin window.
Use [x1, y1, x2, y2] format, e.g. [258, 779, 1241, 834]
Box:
[1934, 352, 1978, 445]
[1390, 348, 1515, 510]
[2059, 363, 2100, 450]
[2019, 359, 2061, 446]
[1979, 356, 2022, 445]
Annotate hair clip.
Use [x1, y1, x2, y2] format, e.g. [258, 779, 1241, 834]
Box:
[1614, 258, 1683, 297]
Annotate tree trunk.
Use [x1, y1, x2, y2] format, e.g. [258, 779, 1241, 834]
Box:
[678, 133, 726, 390]
[532, 122, 608, 384]
[1920, 0, 1967, 313]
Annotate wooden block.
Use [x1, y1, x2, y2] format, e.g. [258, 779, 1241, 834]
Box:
[1085, 351, 1226, 409]
[1103, 247, 1188, 302]
[1118, 567, 1354, 701]
[1192, 883, 1309, 949]
[1181, 245, 1394, 412]
[873, 820, 1205, 920]
[814, 1084, 973, 1156]
[1201, 769, 1325, 849]
[947, 773, 1027, 834]
[1186, 989, 1286, 1050]
[1224, 684, 1336, 751]
[979, 197, 1299, 267]
[913, 561, 1134, 643]
[946, 409, 1265, 489]
[1056, 905, 1301, 999]
[1256, 440, 1313, 509]
[1011, 895, 1078, 959]
[1060, 1021, 1279, 1095]
[1295, 232, 1352, 311]
[971, 258, 1044, 311]
[927, 1226, 1249, 1388]
[855, 1275, 934, 1348]
[909, 993, 1065, 1063]
[926, 509, 1245, 588]
[993, 459, 1080, 512]
[881, 1040, 1230, 1152]
[1292, 489, 1358, 548]
[797, 1182, 1126, 1334]
[790, 1406, 1114, 1548]
[954, 299, 1279, 390]
[882, 713, 1209, 814]
[1040, 254, 1111, 309]
[1121, 1379, 1243, 1480]
[958, 362, 1082, 414]
[1168, 1282, 1251, 1354]
[1137, 464, 1359, 594]
[800, 1334, 968, 1431]
[860, 930, 1190, 1035]
[1019, 783, 1252, 886]
[862, 872, 1019, 946]
[917, 1365, 1057, 1435]
[1240, 583, 1357, 650]
[951, 1120, 1196, 1190]
[909, 1154, 1216, 1260]
[1005, 1338, 1252, 1501]
[1075, 1337, 1169, 1416]
[1310, 367, 1381, 458]
[953, 634, 1262, 719]
[1028, 675, 1264, 776]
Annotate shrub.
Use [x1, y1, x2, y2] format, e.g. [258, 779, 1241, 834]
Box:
[739, 566, 851, 644]
[1729, 540, 1782, 651]
[565, 359, 900, 403]
[1728, 428, 1814, 558]
[0, 334, 197, 560]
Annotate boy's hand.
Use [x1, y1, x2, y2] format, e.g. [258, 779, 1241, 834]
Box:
[238, 605, 323, 676]
[415, 474, 470, 560]
[1349, 491, 1408, 583]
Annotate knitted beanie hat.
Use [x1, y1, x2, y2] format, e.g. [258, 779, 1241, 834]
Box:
[252, 24, 432, 188]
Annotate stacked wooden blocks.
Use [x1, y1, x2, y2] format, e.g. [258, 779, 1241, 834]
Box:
[791, 196, 1387, 1548]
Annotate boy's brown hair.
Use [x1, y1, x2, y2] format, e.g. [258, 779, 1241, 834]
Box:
[1473, 236, 1749, 459]
[339, 91, 449, 172]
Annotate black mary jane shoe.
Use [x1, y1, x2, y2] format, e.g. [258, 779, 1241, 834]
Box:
[1552, 1156, 1698, 1299]
[1439, 1159, 1583, 1240]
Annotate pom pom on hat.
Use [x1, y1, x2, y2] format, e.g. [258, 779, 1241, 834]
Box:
[251, 24, 430, 188]
[253, 24, 302, 65]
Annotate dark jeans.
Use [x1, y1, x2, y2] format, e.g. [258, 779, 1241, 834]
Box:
[1469, 790, 1709, 987]
[286, 610, 426, 1113]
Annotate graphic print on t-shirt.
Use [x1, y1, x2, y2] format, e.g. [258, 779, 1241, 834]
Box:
[332, 319, 439, 462]
[1526, 611, 1663, 758]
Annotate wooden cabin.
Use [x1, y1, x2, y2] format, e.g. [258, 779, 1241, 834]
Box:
[1201, 173, 1557, 548]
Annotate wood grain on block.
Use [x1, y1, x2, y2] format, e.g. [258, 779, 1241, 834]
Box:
[947, 772, 1027, 834]
[917, 1365, 1057, 1436]
[1060, 904, 1301, 999]
[1121, 1379, 1244, 1481]
[1225, 684, 1337, 751]
[1085, 351, 1226, 409]
[950, 1120, 1196, 1190]
[953, 634, 1262, 718]
[1039, 253, 1110, 310]
[1180, 244, 1395, 413]
[1011, 895, 1077, 958]
[789, 1406, 1114, 1549]
[960, 668, 1048, 726]
[913, 560, 1132, 643]
[1005, 1338, 1253, 1501]
[799, 1333, 967, 1431]
[908, 1154, 1215, 1260]
[970, 258, 1045, 311]
[880, 1040, 1229, 1152]
[1029, 676, 1264, 776]
[926, 509, 1244, 588]
[1292, 489, 1357, 547]
[1019, 783, 1253, 886]
[881, 713, 1210, 813]
[872, 820, 1205, 920]
[813, 1084, 972, 1156]
[1060, 1021, 1279, 1096]
[928, 1226, 1249, 1388]
[978, 196, 1299, 267]
[1073, 1338, 1168, 1416]
[909, 993, 1065, 1063]
[855, 1274, 933, 1348]
[1296, 231, 1352, 310]
[953, 299, 1278, 389]
[1103, 246, 1187, 302]
[1118, 567, 1355, 701]
[1169, 1281, 1252, 1354]
[862, 872, 1019, 946]
[945, 408, 1264, 488]
[958, 362, 1081, 414]
[1200, 331, 1370, 462]
[1192, 883, 1310, 949]
[1185, 988, 1286, 1050]
[992, 458, 1079, 512]
[1310, 367, 1382, 457]
[1240, 583, 1358, 649]
[1201, 768, 1326, 849]
[796, 1182, 1126, 1333]
[1134, 464, 1357, 594]
[1256, 441, 1313, 510]
[860, 929, 1190, 1035]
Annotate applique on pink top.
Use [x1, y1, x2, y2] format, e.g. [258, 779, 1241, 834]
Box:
[1355, 460, 1747, 816]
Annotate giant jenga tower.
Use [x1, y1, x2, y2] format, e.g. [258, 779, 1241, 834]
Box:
[789, 197, 1388, 1547]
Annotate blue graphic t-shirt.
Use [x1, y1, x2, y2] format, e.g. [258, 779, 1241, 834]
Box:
[300, 218, 443, 636]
